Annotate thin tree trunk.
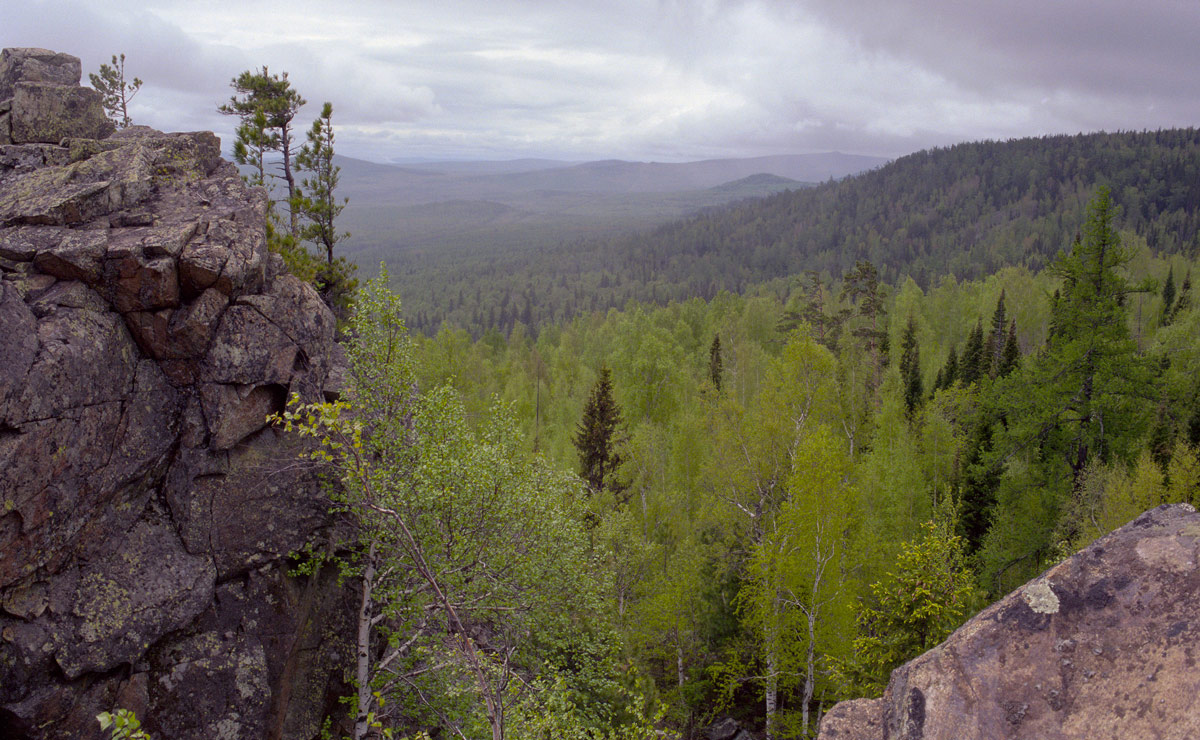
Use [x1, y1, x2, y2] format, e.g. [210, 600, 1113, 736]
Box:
[803, 609, 816, 736]
[355, 541, 378, 740]
[677, 639, 686, 690]
[281, 126, 298, 238]
[765, 618, 778, 740]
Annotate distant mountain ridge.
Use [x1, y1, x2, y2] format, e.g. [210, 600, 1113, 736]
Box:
[333, 151, 885, 258]
[334, 151, 887, 205]
[378, 128, 1200, 336]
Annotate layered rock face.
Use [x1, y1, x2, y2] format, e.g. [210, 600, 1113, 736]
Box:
[819, 503, 1200, 740]
[0, 49, 350, 740]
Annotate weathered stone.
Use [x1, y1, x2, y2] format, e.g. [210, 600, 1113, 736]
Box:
[166, 287, 227, 359]
[0, 282, 37, 423]
[0, 581, 47, 620]
[707, 717, 742, 740]
[178, 242, 228, 295]
[0, 47, 347, 740]
[0, 225, 54, 260]
[30, 228, 105, 282]
[817, 503, 1200, 740]
[63, 137, 127, 163]
[0, 143, 70, 177]
[166, 427, 328, 580]
[50, 518, 216, 679]
[0, 48, 81, 100]
[198, 382, 286, 450]
[105, 248, 179, 313]
[818, 698, 883, 739]
[123, 308, 173, 358]
[10, 82, 114, 144]
[205, 304, 299, 386]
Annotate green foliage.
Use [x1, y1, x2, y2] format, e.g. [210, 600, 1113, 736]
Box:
[709, 334, 723, 392]
[505, 667, 664, 740]
[979, 188, 1158, 590]
[219, 67, 307, 236]
[1161, 265, 1177, 324]
[279, 213, 1200, 735]
[294, 102, 356, 314]
[574, 365, 628, 502]
[899, 315, 923, 418]
[88, 54, 142, 128]
[835, 522, 977, 698]
[295, 102, 350, 264]
[277, 273, 616, 739]
[97, 709, 151, 740]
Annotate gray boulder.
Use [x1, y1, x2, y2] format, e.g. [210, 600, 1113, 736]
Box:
[0, 48, 81, 100]
[818, 503, 1200, 740]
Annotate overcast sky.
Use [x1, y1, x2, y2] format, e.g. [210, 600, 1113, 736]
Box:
[5, 0, 1198, 163]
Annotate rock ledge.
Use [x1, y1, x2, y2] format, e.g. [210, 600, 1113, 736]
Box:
[0, 48, 350, 740]
[818, 503, 1200, 740]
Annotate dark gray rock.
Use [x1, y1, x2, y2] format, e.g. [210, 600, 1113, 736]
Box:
[708, 717, 741, 740]
[10, 83, 114, 144]
[0, 47, 350, 740]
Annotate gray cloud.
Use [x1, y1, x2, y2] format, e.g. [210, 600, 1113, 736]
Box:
[3, 0, 1198, 162]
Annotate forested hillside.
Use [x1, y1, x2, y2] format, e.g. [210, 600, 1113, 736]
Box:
[391, 129, 1200, 336]
[336, 152, 885, 274]
[348, 189, 1198, 738]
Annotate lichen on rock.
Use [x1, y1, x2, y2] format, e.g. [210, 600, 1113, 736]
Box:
[0, 47, 352, 740]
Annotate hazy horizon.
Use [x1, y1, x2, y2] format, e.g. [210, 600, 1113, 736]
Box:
[6, 1, 1198, 163]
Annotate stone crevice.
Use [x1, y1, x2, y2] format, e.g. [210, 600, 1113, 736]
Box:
[0, 47, 352, 740]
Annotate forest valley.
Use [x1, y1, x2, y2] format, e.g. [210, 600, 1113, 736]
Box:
[270, 186, 1200, 740]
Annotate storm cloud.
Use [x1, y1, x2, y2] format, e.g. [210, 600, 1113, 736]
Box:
[3, 0, 1197, 162]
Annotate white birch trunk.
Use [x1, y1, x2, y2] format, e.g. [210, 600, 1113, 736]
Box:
[765, 618, 778, 740]
[355, 541, 378, 740]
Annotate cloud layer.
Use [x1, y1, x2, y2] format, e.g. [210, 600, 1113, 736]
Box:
[4, 0, 1197, 162]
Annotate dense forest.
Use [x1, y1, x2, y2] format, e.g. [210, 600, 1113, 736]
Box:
[390, 129, 1200, 337]
[221, 87, 1200, 738]
[292, 181, 1200, 739]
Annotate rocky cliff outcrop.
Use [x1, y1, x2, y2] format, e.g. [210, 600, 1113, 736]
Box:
[0, 48, 351, 740]
[818, 503, 1200, 740]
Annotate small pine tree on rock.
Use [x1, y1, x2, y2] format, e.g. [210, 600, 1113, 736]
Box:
[89, 53, 142, 128]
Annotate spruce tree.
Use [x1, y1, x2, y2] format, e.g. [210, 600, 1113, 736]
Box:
[899, 315, 922, 418]
[956, 421, 1001, 553]
[979, 188, 1156, 587]
[1161, 265, 1177, 325]
[574, 365, 627, 504]
[987, 290, 1007, 375]
[959, 320, 986, 386]
[1171, 270, 1192, 321]
[709, 334, 724, 391]
[940, 345, 959, 390]
[998, 320, 1020, 377]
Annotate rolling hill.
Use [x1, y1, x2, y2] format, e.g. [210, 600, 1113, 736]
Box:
[378, 129, 1200, 336]
[332, 152, 886, 259]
